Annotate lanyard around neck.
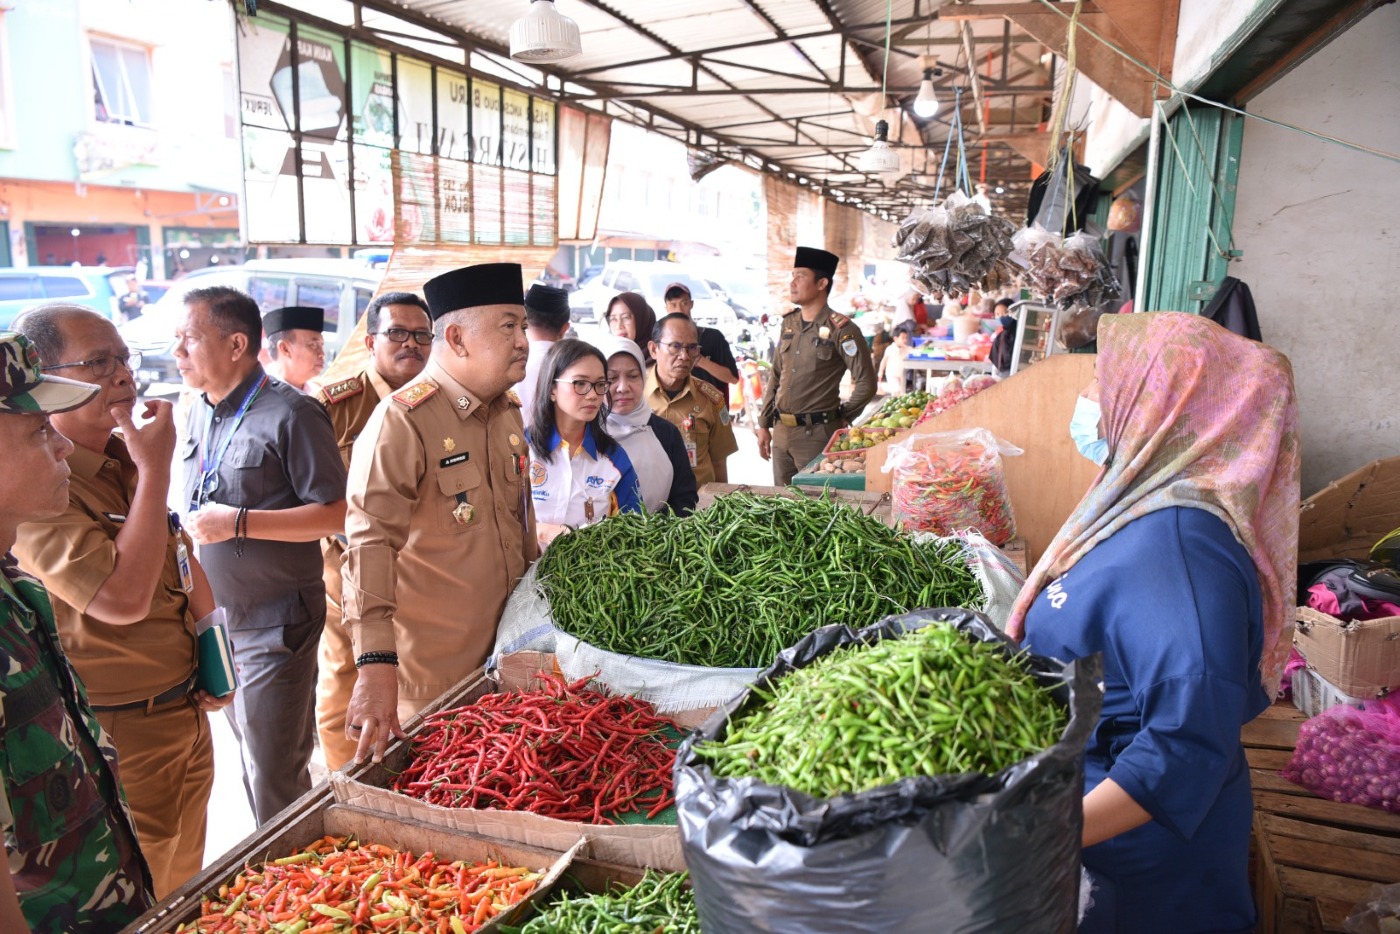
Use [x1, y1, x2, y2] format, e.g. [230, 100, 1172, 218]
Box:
[198, 374, 268, 485]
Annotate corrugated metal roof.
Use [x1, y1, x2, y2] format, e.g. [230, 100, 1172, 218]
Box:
[321, 0, 1071, 214]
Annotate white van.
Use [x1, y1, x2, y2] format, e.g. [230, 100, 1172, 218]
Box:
[123, 259, 382, 392]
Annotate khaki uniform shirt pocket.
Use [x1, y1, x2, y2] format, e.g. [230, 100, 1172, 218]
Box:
[435, 462, 484, 534]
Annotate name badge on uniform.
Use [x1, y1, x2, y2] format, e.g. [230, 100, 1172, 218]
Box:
[169, 512, 194, 593]
[441, 452, 469, 468]
[176, 541, 195, 593]
[684, 440, 698, 468]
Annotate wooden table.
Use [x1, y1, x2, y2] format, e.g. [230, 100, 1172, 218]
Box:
[1244, 702, 1400, 933]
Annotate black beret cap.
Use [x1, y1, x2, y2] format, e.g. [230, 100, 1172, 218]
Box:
[263, 306, 327, 335]
[793, 246, 839, 281]
[525, 283, 571, 318]
[423, 263, 525, 320]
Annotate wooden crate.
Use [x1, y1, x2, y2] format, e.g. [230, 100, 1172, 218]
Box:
[1244, 702, 1400, 933]
[121, 804, 583, 933]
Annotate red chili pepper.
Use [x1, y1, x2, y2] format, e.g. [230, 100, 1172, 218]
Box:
[391, 672, 680, 824]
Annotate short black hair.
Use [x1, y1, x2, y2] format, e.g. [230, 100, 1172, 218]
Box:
[527, 340, 616, 461]
[995, 297, 1014, 309]
[366, 291, 430, 335]
[524, 299, 571, 337]
[651, 312, 698, 344]
[185, 285, 261, 354]
[12, 304, 104, 368]
[663, 285, 690, 302]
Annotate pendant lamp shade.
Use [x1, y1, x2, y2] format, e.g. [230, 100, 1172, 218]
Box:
[510, 0, 582, 63]
[858, 119, 901, 175]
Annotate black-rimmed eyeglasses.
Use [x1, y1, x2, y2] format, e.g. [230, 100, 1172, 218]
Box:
[554, 378, 610, 396]
[377, 328, 433, 346]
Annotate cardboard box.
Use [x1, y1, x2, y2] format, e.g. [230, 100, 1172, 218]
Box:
[1298, 455, 1400, 563]
[1290, 664, 1372, 719]
[333, 651, 713, 872]
[1293, 606, 1400, 698]
[1291, 457, 1400, 698]
[126, 804, 582, 933]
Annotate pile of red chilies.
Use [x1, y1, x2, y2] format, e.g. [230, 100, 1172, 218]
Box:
[392, 672, 679, 824]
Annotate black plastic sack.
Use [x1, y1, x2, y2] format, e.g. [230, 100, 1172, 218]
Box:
[674, 608, 1102, 934]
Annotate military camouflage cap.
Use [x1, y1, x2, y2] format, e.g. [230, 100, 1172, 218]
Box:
[0, 331, 99, 415]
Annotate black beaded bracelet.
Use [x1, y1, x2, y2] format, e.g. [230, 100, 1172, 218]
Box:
[355, 652, 400, 669]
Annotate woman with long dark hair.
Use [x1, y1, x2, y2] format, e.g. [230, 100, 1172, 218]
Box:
[526, 341, 642, 548]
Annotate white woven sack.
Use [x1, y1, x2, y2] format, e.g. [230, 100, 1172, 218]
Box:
[490, 533, 1022, 711]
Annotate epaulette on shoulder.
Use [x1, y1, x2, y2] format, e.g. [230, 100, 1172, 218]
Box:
[392, 381, 438, 410]
[318, 376, 364, 405]
[829, 311, 854, 328]
[505, 389, 523, 407]
[696, 380, 725, 407]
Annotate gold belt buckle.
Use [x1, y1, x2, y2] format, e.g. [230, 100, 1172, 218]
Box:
[779, 413, 798, 427]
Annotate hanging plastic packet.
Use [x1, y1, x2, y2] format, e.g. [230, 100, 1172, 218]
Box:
[893, 192, 1016, 298]
[1013, 225, 1121, 309]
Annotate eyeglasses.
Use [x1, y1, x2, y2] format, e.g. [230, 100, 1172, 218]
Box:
[555, 378, 610, 396]
[377, 327, 433, 346]
[608, 312, 635, 325]
[657, 341, 702, 356]
[43, 351, 142, 378]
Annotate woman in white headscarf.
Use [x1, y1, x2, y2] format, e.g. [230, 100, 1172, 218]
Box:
[595, 335, 698, 514]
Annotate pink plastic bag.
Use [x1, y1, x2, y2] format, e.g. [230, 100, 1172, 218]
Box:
[1280, 695, 1400, 813]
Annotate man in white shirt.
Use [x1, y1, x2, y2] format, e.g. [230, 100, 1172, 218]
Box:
[515, 284, 571, 425]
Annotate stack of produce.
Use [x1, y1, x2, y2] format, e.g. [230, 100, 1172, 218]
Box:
[912, 374, 995, 427]
[877, 391, 932, 418]
[538, 493, 984, 668]
[173, 835, 543, 933]
[826, 425, 898, 452]
[696, 622, 1065, 795]
[510, 871, 698, 933]
[892, 192, 1017, 297]
[393, 672, 680, 824]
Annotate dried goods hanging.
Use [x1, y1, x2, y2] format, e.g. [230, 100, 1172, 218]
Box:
[893, 191, 1017, 298]
[1011, 226, 1121, 309]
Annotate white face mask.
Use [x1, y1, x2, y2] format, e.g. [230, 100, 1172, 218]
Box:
[1069, 395, 1109, 465]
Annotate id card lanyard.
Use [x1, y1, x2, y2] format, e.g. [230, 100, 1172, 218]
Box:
[191, 374, 268, 511]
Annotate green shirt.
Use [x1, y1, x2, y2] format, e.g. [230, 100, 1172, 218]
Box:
[0, 558, 152, 933]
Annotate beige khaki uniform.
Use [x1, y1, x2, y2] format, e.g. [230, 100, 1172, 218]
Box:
[342, 359, 538, 718]
[314, 366, 393, 770]
[760, 305, 877, 484]
[14, 439, 213, 898]
[645, 369, 738, 488]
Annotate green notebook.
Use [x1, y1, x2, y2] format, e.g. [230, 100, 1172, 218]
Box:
[195, 608, 238, 698]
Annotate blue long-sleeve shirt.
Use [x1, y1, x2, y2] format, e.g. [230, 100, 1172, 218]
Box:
[1023, 507, 1269, 934]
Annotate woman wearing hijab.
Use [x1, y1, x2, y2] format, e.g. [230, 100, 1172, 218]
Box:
[527, 341, 643, 548]
[603, 293, 657, 363]
[595, 335, 697, 515]
[1007, 312, 1300, 934]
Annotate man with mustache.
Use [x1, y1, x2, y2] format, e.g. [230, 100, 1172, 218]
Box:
[312, 292, 431, 770]
[340, 264, 538, 763]
[13, 306, 227, 899]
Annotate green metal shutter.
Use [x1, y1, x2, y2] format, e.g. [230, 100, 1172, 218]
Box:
[1142, 106, 1243, 312]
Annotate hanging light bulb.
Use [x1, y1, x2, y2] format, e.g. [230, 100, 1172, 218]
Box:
[912, 68, 941, 119]
[858, 119, 901, 176]
[510, 0, 582, 63]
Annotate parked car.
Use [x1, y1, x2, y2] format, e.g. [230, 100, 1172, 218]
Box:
[0, 265, 138, 328]
[568, 261, 740, 335]
[122, 259, 382, 394]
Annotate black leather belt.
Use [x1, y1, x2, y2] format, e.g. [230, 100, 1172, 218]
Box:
[778, 409, 841, 427]
[90, 675, 196, 712]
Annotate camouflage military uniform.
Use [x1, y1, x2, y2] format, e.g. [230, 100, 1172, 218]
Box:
[0, 559, 152, 933]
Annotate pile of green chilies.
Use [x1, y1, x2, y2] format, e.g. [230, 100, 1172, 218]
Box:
[509, 870, 698, 934]
[697, 623, 1067, 796]
[537, 492, 984, 668]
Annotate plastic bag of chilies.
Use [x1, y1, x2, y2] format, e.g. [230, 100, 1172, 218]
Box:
[1280, 694, 1400, 813]
[674, 608, 1102, 934]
